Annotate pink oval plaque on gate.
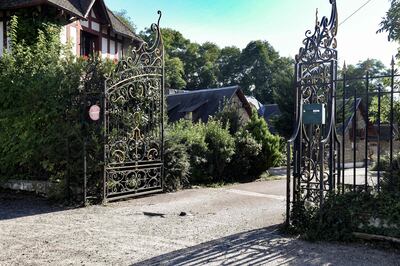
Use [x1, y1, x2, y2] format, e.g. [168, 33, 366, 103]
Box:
[89, 105, 101, 121]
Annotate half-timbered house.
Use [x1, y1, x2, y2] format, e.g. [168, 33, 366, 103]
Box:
[0, 0, 142, 59]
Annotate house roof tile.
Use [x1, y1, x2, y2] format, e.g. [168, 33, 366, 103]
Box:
[166, 86, 251, 123]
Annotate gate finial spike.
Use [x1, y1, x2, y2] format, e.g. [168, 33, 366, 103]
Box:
[315, 8, 319, 26]
[391, 56, 395, 67]
[157, 10, 162, 26]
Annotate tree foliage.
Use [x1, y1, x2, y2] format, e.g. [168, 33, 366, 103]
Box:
[238, 41, 279, 104]
[271, 57, 295, 138]
[166, 120, 235, 183]
[139, 26, 295, 139]
[214, 99, 243, 135]
[217, 46, 241, 86]
[113, 10, 137, 33]
[369, 94, 400, 124]
[0, 15, 112, 201]
[8, 7, 63, 46]
[338, 59, 388, 99]
[379, 0, 400, 58]
[379, 1, 400, 39]
[164, 135, 190, 192]
[139, 28, 293, 106]
[245, 109, 282, 176]
[337, 59, 391, 128]
[0, 16, 71, 183]
[166, 120, 209, 183]
[166, 114, 283, 186]
[228, 129, 262, 182]
[165, 57, 186, 90]
[203, 119, 235, 181]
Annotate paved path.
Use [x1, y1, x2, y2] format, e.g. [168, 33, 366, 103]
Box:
[1, 179, 399, 265]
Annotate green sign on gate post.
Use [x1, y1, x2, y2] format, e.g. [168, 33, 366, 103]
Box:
[303, 104, 326, 125]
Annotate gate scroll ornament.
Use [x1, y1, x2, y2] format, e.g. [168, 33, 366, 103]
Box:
[103, 11, 164, 202]
[286, 0, 341, 224]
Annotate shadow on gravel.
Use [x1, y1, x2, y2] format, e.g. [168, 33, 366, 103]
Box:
[0, 190, 68, 220]
[132, 225, 400, 266]
[132, 226, 300, 266]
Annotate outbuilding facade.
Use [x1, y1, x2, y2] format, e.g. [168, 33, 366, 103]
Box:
[0, 0, 141, 59]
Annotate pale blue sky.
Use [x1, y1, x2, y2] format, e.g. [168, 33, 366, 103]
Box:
[105, 0, 398, 66]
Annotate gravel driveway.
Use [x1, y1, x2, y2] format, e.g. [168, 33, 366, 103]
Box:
[1, 179, 399, 265]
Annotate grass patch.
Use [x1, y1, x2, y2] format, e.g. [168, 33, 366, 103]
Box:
[193, 171, 284, 189]
[194, 181, 236, 188]
[259, 172, 285, 181]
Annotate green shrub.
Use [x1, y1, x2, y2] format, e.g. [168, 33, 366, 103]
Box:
[292, 194, 356, 242]
[167, 119, 235, 184]
[290, 192, 400, 241]
[167, 120, 209, 183]
[371, 153, 391, 171]
[0, 16, 75, 184]
[163, 135, 190, 192]
[214, 100, 243, 135]
[382, 152, 400, 195]
[245, 109, 282, 177]
[166, 111, 283, 184]
[204, 119, 235, 181]
[276, 136, 288, 166]
[0, 15, 110, 201]
[228, 129, 262, 182]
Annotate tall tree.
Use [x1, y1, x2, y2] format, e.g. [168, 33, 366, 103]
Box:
[217, 46, 241, 86]
[159, 28, 190, 56]
[369, 95, 400, 124]
[165, 57, 186, 90]
[378, 0, 400, 56]
[193, 42, 221, 89]
[337, 59, 388, 101]
[238, 41, 280, 104]
[181, 42, 201, 89]
[139, 28, 189, 90]
[139, 27, 294, 109]
[271, 57, 295, 138]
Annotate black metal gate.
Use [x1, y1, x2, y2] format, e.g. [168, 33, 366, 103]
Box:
[286, 0, 340, 223]
[335, 61, 400, 191]
[103, 12, 164, 202]
[286, 0, 400, 225]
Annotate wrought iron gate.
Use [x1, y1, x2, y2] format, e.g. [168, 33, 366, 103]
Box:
[336, 62, 400, 194]
[286, 0, 341, 223]
[103, 12, 164, 202]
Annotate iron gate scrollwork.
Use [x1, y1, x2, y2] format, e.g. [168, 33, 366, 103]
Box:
[103, 11, 164, 202]
[287, 0, 341, 223]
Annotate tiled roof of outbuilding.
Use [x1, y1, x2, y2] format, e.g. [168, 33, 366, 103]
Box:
[106, 8, 138, 39]
[167, 86, 252, 123]
[0, 0, 85, 17]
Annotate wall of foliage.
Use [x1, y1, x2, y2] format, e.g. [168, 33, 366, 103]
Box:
[0, 15, 111, 201]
